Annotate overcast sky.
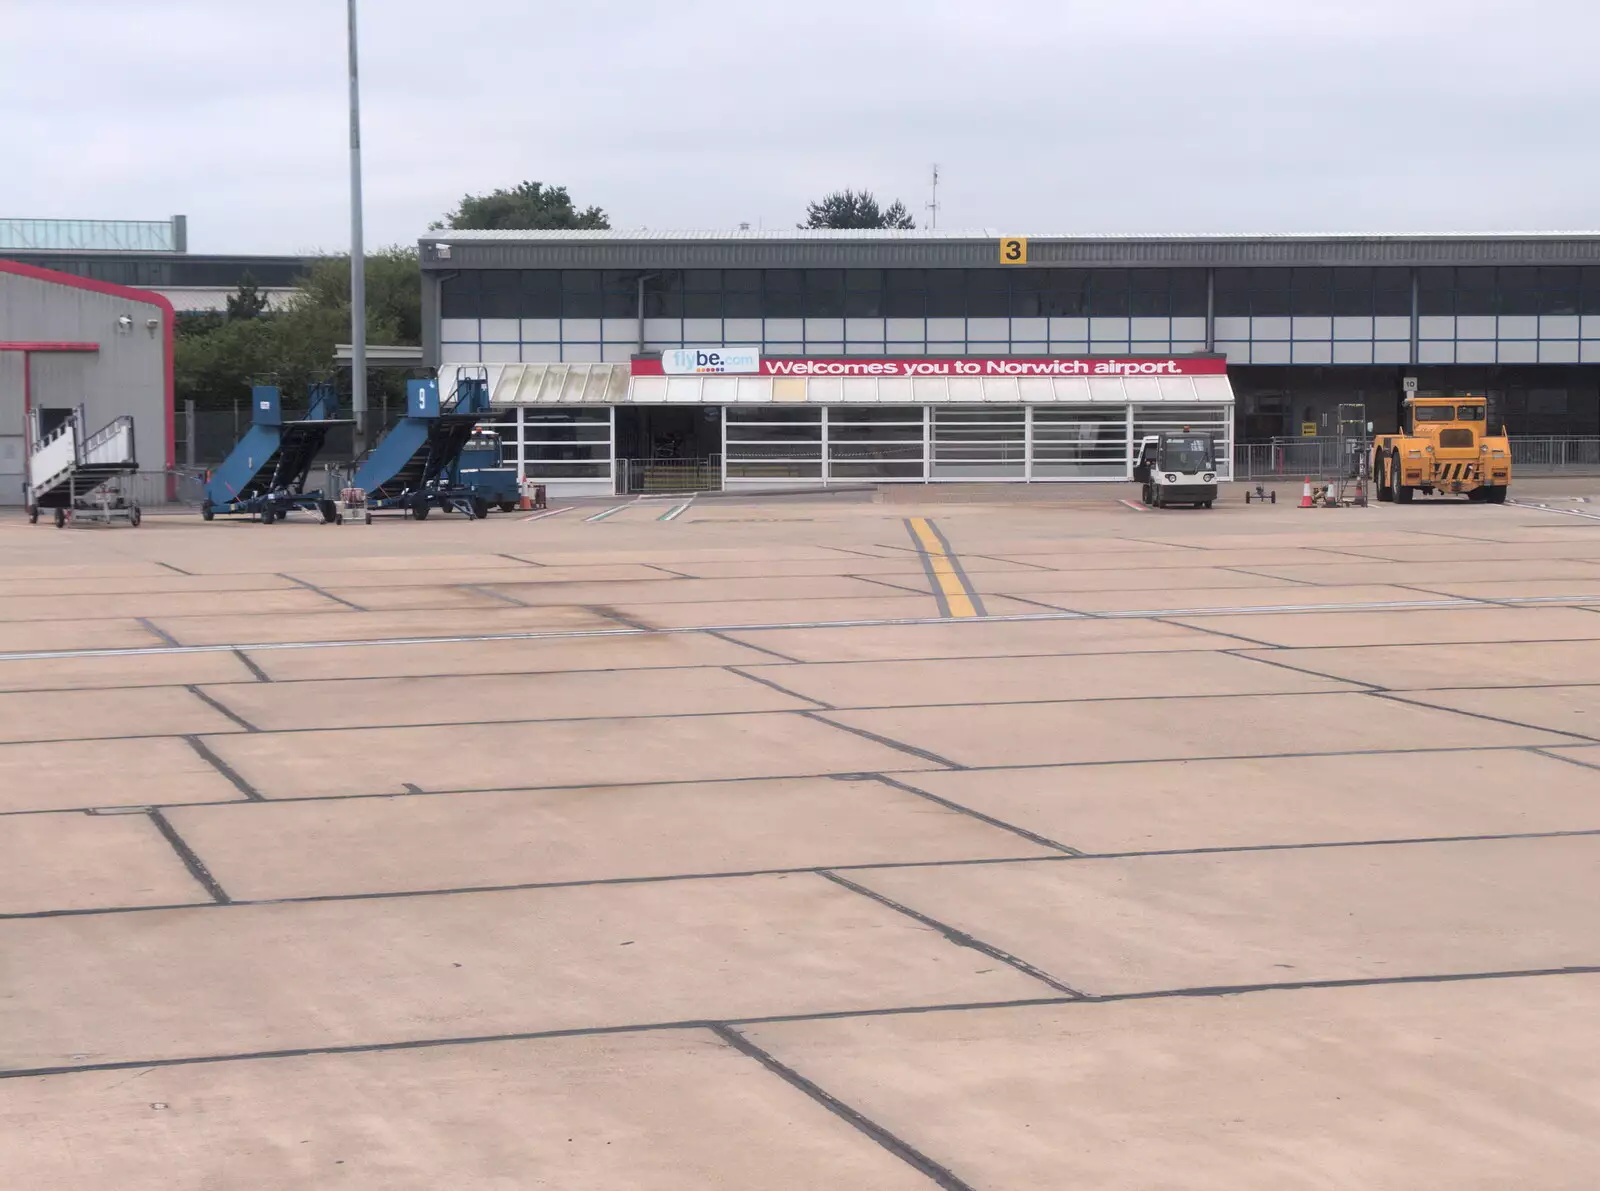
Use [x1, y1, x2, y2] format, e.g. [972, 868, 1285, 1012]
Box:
[5, 0, 1597, 253]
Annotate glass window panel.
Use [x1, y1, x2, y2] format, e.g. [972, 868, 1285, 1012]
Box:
[684, 270, 721, 291]
[804, 270, 844, 317]
[827, 405, 922, 423]
[1169, 269, 1208, 317]
[846, 269, 884, 292]
[520, 270, 562, 318]
[724, 289, 761, 317]
[884, 270, 926, 318]
[1452, 266, 1496, 316]
[763, 269, 803, 317]
[1128, 270, 1170, 317]
[1416, 267, 1454, 316]
[1330, 267, 1373, 317]
[441, 271, 479, 319]
[844, 289, 883, 317]
[724, 270, 760, 293]
[726, 423, 824, 442]
[601, 289, 636, 318]
[1582, 267, 1600, 316]
[1290, 267, 1333, 316]
[478, 270, 520, 319]
[925, 270, 965, 317]
[1539, 266, 1580, 316]
[682, 291, 721, 318]
[1495, 266, 1538, 315]
[726, 405, 822, 423]
[1213, 269, 1250, 317]
[1045, 269, 1090, 317]
[1088, 270, 1129, 318]
[1372, 268, 1412, 317]
[726, 460, 823, 478]
[524, 442, 610, 461]
[1248, 269, 1291, 316]
[521, 461, 611, 478]
[724, 442, 824, 460]
[561, 270, 602, 317]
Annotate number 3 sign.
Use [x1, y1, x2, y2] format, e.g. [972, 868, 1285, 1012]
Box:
[999, 237, 1028, 264]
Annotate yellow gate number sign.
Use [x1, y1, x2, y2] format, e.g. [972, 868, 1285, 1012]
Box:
[1301, 422, 1319, 437]
[999, 237, 1028, 264]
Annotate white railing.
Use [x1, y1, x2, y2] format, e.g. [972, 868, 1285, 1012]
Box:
[28, 424, 78, 499]
[82, 416, 136, 467]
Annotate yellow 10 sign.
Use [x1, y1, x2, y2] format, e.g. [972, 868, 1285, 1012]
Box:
[999, 237, 1028, 264]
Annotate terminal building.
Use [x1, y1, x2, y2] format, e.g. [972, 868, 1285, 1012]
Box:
[419, 229, 1600, 494]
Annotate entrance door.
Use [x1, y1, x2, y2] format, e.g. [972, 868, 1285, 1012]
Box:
[614, 405, 723, 493]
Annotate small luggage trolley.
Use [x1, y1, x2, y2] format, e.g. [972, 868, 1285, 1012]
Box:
[336, 486, 372, 525]
[25, 407, 141, 528]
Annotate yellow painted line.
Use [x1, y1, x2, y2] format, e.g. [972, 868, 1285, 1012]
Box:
[906, 517, 985, 618]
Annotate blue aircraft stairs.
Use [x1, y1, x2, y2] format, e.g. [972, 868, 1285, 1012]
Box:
[201, 382, 351, 523]
[349, 369, 496, 520]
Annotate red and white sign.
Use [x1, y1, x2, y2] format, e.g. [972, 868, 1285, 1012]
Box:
[633, 354, 1227, 378]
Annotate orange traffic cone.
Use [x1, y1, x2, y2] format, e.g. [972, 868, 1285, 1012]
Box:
[1298, 477, 1314, 508]
[519, 479, 532, 512]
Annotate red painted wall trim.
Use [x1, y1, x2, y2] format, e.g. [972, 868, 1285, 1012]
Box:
[0, 342, 100, 353]
[0, 259, 176, 470]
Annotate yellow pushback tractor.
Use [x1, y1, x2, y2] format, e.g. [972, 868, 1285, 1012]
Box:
[1373, 395, 1511, 503]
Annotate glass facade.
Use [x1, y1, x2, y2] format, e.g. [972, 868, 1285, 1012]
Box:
[439, 264, 1600, 371]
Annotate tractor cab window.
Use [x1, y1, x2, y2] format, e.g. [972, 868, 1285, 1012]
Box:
[1162, 436, 1213, 473]
[1456, 405, 1486, 420]
[1412, 406, 1455, 422]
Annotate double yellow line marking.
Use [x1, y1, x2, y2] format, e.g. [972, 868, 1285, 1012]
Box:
[906, 517, 987, 618]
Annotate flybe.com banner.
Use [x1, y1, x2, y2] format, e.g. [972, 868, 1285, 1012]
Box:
[638, 349, 1228, 378]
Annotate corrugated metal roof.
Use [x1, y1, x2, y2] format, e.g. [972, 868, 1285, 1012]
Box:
[430, 227, 1600, 243]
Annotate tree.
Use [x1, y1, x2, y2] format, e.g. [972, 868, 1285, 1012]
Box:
[175, 248, 421, 412]
[225, 271, 269, 320]
[432, 181, 610, 231]
[800, 189, 916, 230]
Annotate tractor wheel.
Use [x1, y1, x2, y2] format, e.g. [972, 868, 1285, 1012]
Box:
[411, 503, 430, 521]
[498, 500, 517, 514]
[472, 497, 490, 520]
[201, 501, 214, 522]
[1485, 486, 1508, 505]
[130, 506, 141, 527]
[319, 500, 338, 524]
[1203, 500, 1214, 509]
[27, 506, 38, 524]
[1374, 455, 1393, 502]
[1270, 491, 1277, 504]
[1392, 454, 1413, 503]
[54, 508, 66, 528]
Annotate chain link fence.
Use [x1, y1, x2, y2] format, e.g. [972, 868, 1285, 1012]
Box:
[1234, 435, 1600, 481]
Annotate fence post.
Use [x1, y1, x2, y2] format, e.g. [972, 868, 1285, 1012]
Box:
[185, 400, 196, 470]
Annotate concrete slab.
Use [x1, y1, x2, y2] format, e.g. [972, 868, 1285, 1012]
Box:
[0, 873, 1046, 1070]
[824, 690, 1570, 768]
[976, 548, 1363, 572]
[289, 562, 679, 588]
[1028, 583, 1438, 614]
[1169, 605, 1600, 648]
[1246, 559, 1600, 585]
[147, 603, 615, 646]
[309, 584, 537, 611]
[1400, 685, 1600, 740]
[607, 594, 1051, 629]
[902, 749, 1600, 852]
[166, 776, 1051, 900]
[1401, 579, 1600, 602]
[0, 1029, 936, 1191]
[745, 977, 1600, 1191]
[973, 568, 1303, 595]
[0, 738, 249, 813]
[847, 835, 1600, 994]
[0, 619, 171, 653]
[247, 631, 777, 682]
[0, 813, 207, 914]
[0, 573, 300, 598]
[205, 709, 940, 798]
[751, 651, 1357, 710]
[675, 556, 1034, 578]
[0, 686, 244, 744]
[727, 617, 1232, 663]
[1237, 639, 1600, 690]
[482, 575, 902, 607]
[0, 588, 341, 622]
[1344, 542, 1600, 562]
[204, 667, 816, 731]
[0, 650, 258, 693]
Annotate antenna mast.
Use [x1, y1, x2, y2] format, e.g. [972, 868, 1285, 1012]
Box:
[926, 164, 940, 230]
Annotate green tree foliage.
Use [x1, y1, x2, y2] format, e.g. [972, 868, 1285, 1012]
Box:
[432, 181, 610, 231]
[175, 248, 422, 411]
[225, 271, 268, 320]
[800, 189, 916, 230]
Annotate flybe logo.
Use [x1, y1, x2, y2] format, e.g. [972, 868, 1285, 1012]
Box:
[662, 348, 761, 374]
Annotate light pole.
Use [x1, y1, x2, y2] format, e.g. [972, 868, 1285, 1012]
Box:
[347, 0, 368, 456]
